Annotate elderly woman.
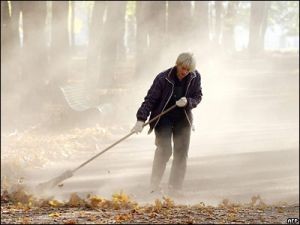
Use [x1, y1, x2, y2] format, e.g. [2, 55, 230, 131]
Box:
[132, 52, 203, 195]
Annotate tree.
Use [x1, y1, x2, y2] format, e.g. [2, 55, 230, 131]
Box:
[97, 1, 127, 88]
[1, 1, 22, 93]
[248, 1, 270, 54]
[193, 1, 209, 58]
[222, 1, 239, 53]
[1, 1, 10, 46]
[50, 1, 70, 86]
[194, 1, 209, 45]
[147, 2, 167, 68]
[19, 1, 48, 111]
[1, 0, 12, 91]
[1, 1, 10, 91]
[70, 2, 75, 48]
[136, 1, 149, 77]
[268, 1, 299, 36]
[214, 1, 223, 45]
[87, 1, 106, 87]
[136, 1, 167, 77]
[167, 1, 192, 50]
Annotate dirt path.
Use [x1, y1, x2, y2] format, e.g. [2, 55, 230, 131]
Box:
[1, 201, 299, 224]
[11, 134, 298, 207]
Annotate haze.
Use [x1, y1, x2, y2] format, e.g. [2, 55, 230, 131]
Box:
[1, 1, 299, 206]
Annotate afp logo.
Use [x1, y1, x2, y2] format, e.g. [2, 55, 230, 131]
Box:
[287, 218, 299, 224]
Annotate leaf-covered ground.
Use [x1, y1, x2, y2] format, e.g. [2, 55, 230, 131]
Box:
[1, 188, 299, 224]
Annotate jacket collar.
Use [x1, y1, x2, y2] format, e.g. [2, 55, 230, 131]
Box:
[166, 66, 196, 84]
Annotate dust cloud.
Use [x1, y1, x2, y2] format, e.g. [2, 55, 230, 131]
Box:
[1, 2, 299, 207]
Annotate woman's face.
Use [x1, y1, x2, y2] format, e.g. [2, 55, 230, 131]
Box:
[176, 64, 190, 80]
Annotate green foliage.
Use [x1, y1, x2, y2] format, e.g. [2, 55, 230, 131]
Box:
[269, 1, 299, 35]
[229, 1, 299, 36]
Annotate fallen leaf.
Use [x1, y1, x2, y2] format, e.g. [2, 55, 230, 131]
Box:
[21, 217, 30, 224]
[64, 219, 77, 224]
[115, 213, 132, 222]
[154, 199, 162, 212]
[48, 200, 63, 207]
[49, 212, 61, 217]
[67, 193, 85, 207]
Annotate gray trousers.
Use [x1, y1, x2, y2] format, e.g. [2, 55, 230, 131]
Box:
[150, 117, 191, 190]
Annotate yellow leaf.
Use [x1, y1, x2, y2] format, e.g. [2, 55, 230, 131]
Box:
[48, 200, 63, 207]
[68, 193, 85, 207]
[154, 199, 162, 212]
[49, 212, 61, 217]
[112, 190, 129, 203]
[227, 212, 236, 221]
[89, 195, 105, 208]
[63, 219, 77, 224]
[163, 196, 174, 208]
[115, 213, 132, 222]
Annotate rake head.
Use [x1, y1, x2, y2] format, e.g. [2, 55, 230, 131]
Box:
[36, 170, 73, 193]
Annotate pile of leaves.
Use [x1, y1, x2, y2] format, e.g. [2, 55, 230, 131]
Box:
[2, 125, 113, 163]
[1, 186, 299, 224]
[1, 185, 138, 210]
[1, 124, 117, 185]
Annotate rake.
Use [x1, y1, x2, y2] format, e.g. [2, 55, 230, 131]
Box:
[36, 104, 177, 192]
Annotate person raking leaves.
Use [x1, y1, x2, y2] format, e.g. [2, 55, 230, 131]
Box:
[132, 52, 203, 196]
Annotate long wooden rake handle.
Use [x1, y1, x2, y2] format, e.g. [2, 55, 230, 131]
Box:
[72, 104, 176, 173]
[37, 104, 177, 191]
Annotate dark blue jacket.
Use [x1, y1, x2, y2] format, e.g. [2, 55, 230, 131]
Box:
[136, 66, 202, 133]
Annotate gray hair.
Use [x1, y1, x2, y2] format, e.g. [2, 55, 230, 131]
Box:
[176, 52, 196, 72]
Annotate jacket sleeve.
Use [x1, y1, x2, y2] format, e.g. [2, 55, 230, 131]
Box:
[186, 71, 202, 110]
[136, 75, 163, 121]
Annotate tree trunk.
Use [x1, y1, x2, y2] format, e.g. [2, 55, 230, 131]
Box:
[19, 1, 48, 111]
[209, 2, 214, 39]
[258, 1, 271, 50]
[248, 1, 269, 54]
[1, 1, 22, 78]
[222, 1, 239, 53]
[1, 0, 10, 93]
[194, 1, 209, 44]
[167, 1, 192, 50]
[214, 1, 222, 45]
[193, 1, 209, 55]
[70, 1, 75, 48]
[135, 1, 150, 77]
[125, 3, 135, 57]
[48, 1, 70, 104]
[51, 2, 70, 86]
[2, 1, 22, 99]
[87, 1, 106, 87]
[135, 1, 167, 77]
[1, 1, 10, 43]
[1, 1, 23, 129]
[148, 2, 167, 67]
[98, 1, 127, 88]
[1, 0, 11, 66]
